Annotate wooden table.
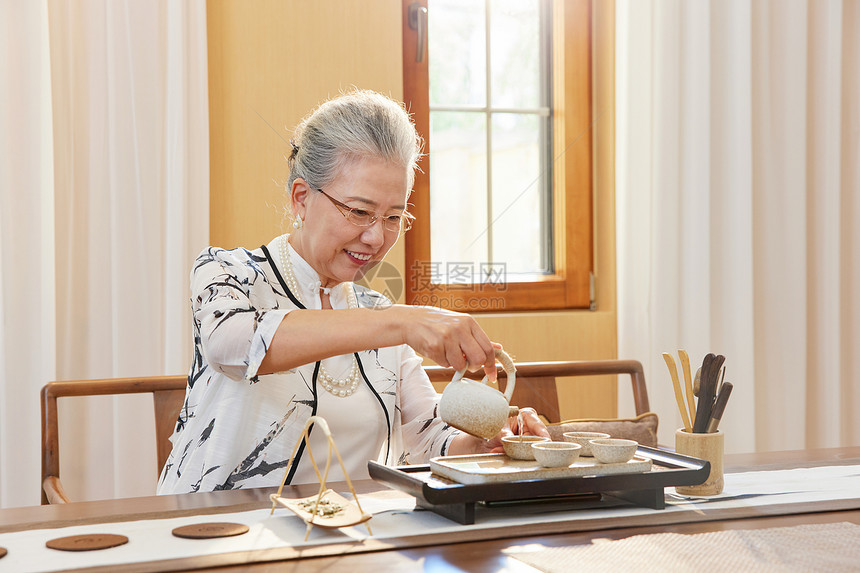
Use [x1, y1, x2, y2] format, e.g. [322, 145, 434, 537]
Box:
[2, 447, 859, 572]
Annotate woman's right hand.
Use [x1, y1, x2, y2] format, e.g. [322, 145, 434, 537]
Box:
[390, 304, 499, 381]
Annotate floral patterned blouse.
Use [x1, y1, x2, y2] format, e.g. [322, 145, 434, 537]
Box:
[157, 235, 459, 494]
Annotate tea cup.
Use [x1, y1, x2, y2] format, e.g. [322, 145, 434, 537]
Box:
[531, 441, 582, 468]
[501, 435, 549, 460]
[589, 438, 638, 464]
[562, 431, 610, 457]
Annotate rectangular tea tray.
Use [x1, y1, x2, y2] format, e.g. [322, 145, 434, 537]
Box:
[430, 453, 653, 485]
[368, 446, 709, 525]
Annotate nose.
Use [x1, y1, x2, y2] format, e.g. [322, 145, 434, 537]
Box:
[360, 218, 386, 248]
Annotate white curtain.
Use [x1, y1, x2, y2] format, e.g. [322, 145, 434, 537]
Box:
[616, 0, 860, 453]
[0, 0, 208, 508]
[0, 0, 57, 509]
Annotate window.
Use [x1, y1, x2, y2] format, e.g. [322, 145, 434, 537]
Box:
[403, 0, 593, 312]
[427, 0, 553, 278]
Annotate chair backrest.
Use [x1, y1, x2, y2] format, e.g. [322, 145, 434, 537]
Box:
[40, 375, 187, 504]
[40, 359, 648, 504]
[424, 359, 650, 423]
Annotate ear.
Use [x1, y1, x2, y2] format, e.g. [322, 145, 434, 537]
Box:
[290, 178, 312, 219]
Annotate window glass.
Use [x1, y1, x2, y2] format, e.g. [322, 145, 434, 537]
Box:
[490, 113, 550, 274]
[490, 0, 542, 109]
[428, 0, 486, 107]
[429, 111, 488, 271]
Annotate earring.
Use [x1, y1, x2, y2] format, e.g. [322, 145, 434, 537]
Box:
[292, 216, 303, 230]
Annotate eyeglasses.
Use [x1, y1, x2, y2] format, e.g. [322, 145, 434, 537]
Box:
[316, 188, 415, 232]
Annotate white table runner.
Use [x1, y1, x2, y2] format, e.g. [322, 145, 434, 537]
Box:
[1, 464, 858, 572]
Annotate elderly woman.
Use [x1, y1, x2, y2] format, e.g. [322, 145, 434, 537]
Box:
[157, 90, 548, 494]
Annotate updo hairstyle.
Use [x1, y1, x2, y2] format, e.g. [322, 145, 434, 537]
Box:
[287, 90, 423, 198]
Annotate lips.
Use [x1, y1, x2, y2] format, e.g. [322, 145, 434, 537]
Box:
[345, 249, 373, 263]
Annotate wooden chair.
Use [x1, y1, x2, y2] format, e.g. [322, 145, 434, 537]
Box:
[41, 360, 649, 504]
[424, 359, 650, 424]
[40, 375, 187, 504]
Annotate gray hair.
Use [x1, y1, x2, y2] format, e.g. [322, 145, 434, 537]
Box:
[287, 90, 423, 197]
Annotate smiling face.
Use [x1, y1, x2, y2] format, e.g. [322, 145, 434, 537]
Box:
[289, 156, 409, 288]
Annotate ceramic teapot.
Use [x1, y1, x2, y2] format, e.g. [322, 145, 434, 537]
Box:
[439, 347, 518, 440]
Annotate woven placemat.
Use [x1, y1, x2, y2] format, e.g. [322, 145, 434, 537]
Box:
[510, 522, 860, 572]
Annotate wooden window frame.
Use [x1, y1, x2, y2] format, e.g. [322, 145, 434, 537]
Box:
[402, 0, 593, 312]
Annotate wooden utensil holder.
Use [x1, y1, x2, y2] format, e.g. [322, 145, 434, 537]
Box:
[674, 428, 724, 496]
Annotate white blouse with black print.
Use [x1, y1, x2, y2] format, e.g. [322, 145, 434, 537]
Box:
[156, 235, 459, 494]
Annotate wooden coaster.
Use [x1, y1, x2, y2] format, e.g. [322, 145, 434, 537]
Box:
[171, 522, 250, 539]
[46, 533, 129, 552]
[0, 546, 7, 558]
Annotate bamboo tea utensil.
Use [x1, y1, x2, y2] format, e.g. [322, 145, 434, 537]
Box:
[693, 354, 725, 433]
[663, 352, 692, 432]
[693, 367, 701, 396]
[678, 350, 696, 422]
[692, 354, 715, 432]
[706, 381, 733, 433]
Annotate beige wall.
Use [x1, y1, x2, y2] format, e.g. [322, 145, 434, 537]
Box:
[208, 0, 406, 251]
[207, 0, 618, 420]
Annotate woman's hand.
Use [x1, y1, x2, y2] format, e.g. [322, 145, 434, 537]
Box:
[392, 305, 499, 381]
[483, 407, 550, 453]
[448, 407, 551, 455]
[259, 302, 500, 377]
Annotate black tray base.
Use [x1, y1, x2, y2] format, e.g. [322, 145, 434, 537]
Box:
[369, 446, 708, 525]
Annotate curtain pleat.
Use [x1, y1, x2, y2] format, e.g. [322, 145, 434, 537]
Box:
[841, 0, 860, 446]
[0, 0, 57, 508]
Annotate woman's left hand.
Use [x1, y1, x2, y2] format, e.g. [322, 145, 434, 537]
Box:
[447, 407, 551, 455]
[481, 407, 551, 454]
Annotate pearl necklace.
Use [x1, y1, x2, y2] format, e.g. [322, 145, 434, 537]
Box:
[278, 235, 361, 397]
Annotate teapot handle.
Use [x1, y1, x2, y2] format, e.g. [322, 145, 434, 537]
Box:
[493, 347, 517, 403]
[452, 347, 516, 402]
[451, 347, 517, 401]
[450, 369, 467, 384]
